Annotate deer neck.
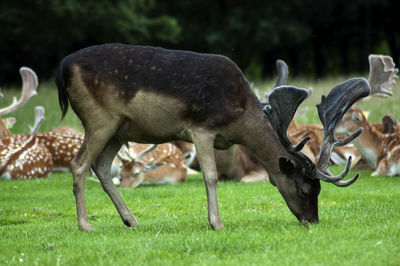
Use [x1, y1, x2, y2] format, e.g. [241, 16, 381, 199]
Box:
[352, 122, 382, 168]
[234, 110, 292, 182]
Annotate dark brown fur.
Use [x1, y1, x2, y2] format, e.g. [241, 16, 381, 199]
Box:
[57, 44, 250, 128]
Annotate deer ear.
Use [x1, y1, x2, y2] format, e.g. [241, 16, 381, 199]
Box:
[279, 157, 296, 175]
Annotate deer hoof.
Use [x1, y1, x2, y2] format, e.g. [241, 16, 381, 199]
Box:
[210, 222, 225, 231]
[78, 222, 95, 232]
[123, 216, 139, 228]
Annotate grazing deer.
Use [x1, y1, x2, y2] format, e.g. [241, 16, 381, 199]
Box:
[56, 44, 369, 231]
[116, 142, 187, 188]
[337, 107, 400, 176]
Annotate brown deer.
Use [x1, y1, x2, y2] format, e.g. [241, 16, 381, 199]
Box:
[116, 142, 187, 188]
[337, 107, 400, 176]
[56, 44, 369, 231]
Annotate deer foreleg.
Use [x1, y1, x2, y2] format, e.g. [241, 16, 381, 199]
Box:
[92, 137, 138, 228]
[192, 129, 224, 230]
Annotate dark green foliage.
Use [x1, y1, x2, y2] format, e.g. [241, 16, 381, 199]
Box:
[1, 0, 399, 84]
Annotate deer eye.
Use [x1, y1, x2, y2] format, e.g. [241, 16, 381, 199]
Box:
[297, 181, 313, 199]
[352, 113, 361, 122]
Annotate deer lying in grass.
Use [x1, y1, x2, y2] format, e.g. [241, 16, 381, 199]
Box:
[115, 142, 187, 188]
[0, 68, 86, 179]
[0, 67, 53, 179]
[337, 107, 400, 176]
[56, 44, 369, 231]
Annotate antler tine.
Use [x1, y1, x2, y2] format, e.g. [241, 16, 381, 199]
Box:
[0, 67, 38, 116]
[263, 86, 310, 152]
[315, 78, 370, 186]
[274, 59, 289, 88]
[261, 59, 289, 105]
[136, 144, 158, 161]
[29, 106, 45, 134]
[367, 55, 399, 98]
[117, 145, 134, 162]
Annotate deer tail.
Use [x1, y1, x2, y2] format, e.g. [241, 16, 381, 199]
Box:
[56, 60, 69, 121]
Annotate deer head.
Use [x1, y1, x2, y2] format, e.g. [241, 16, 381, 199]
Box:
[117, 144, 165, 188]
[263, 78, 370, 222]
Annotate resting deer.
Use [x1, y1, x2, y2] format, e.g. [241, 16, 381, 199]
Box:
[116, 142, 187, 188]
[337, 107, 400, 176]
[0, 68, 86, 179]
[0, 67, 54, 179]
[56, 44, 369, 231]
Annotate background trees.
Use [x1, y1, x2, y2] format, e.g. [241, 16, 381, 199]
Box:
[1, 0, 398, 84]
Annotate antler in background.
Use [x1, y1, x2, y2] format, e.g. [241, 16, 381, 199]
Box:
[0, 67, 38, 116]
[367, 55, 399, 98]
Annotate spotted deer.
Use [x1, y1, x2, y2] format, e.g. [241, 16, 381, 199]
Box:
[116, 142, 187, 188]
[337, 107, 400, 176]
[0, 67, 54, 180]
[0, 68, 85, 179]
[56, 44, 369, 231]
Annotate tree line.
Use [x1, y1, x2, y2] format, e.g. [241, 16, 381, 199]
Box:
[1, 0, 398, 85]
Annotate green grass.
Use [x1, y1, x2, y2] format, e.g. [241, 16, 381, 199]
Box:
[1, 76, 400, 265]
[0, 172, 399, 265]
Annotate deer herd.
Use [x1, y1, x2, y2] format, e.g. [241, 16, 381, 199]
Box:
[1, 44, 399, 230]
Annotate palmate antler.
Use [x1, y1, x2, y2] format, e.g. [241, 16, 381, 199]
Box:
[315, 78, 370, 186]
[0, 67, 38, 116]
[367, 55, 399, 98]
[263, 78, 370, 187]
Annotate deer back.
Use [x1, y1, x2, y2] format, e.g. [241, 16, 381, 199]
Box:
[36, 127, 84, 170]
[0, 135, 53, 179]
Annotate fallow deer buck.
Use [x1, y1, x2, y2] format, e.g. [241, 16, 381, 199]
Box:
[56, 44, 370, 231]
[116, 142, 187, 188]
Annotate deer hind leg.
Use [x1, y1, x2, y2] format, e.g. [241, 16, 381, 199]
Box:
[371, 159, 389, 176]
[70, 122, 120, 231]
[91, 137, 138, 228]
[191, 129, 224, 230]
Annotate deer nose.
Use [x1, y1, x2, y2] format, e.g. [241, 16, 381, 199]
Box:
[298, 215, 319, 224]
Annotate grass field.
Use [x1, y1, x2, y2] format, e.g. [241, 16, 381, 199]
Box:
[0, 76, 400, 265]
